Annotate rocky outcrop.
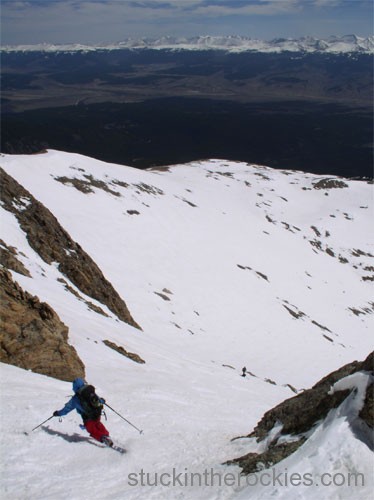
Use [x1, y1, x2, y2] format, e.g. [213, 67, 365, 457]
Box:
[249, 353, 372, 440]
[0, 239, 30, 277]
[313, 178, 348, 190]
[0, 168, 140, 329]
[227, 352, 373, 474]
[227, 440, 307, 475]
[103, 340, 145, 364]
[0, 268, 85, 381]
[359, 380, 373, 429]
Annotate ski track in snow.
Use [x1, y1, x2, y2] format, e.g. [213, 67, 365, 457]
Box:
[0, 150, 373, 499]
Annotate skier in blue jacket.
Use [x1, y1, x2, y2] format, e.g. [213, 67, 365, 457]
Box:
[54, 378, 113, 446]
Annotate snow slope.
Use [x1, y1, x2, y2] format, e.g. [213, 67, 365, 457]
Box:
[235, 371, 373, 500]
[0, 150, 373, 499]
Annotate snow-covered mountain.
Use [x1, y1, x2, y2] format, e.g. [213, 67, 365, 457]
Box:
[0, 150, 373, 499]
[2, 34, 373, 54]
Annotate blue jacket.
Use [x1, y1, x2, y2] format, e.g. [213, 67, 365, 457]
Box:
[56, 393, 85, 417]
[56, 378, 86, 417]
[56, 378, 105, 420]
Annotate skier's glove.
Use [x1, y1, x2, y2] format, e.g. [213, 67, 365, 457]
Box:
[99, 398, 105, 404]
[53, 411, 60, 417]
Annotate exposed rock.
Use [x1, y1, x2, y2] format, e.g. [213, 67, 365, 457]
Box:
[57, 278, 109, 317]
[361, 351, 374, 371]
[154, 291, 171, 301]
[227, 440, 306, 475]
[351, 248, 373, 257]
[282, 304, 305, 319]
[0, 239, 31, 277]
[362, 276, 374, 282]
[227, 352, 373, 474]
[0, 168, 140, 329]
[0, 268, 85, 381]
[133, 183, 164, 196]
[250, 352, 373, 440]
[181, 198, 197, 208]
[55, 174, 121, 197]
[311, 320, 332, 332]
[359, 383, 373, 428]
[313, 179, 348, 190]
[256, 271, 269, 282]
[284, 384, 298, 394]
[103, 340, 145, 364]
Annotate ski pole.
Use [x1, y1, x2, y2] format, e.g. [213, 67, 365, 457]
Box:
[29, 415, 55, 433]
[104, 403, 143, 434]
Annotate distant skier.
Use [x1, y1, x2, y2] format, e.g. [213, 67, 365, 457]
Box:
[53, 378, 113, 447]
[241, 367, 247, 377]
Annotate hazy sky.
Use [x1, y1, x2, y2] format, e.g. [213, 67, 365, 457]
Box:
[1, 0, 373, 45]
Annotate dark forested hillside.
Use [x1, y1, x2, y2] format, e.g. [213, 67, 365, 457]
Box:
[2, 49, 373, 177]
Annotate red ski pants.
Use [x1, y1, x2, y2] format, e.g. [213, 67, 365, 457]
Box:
[85, 418, 109, 441]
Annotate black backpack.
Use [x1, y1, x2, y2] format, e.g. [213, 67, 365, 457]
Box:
[77, 384, 103, 420]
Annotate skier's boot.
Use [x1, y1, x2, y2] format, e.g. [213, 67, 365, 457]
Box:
[101, 435, 113, 447]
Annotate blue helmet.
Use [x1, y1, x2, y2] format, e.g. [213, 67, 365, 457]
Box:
[72, 378, 86, 393]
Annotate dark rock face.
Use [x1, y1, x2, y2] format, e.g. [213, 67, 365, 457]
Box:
[249, 357, 371, 441]
[0, 167, 140, 329]
[103, 340, 145, 364]
[0, 268, 85, 381]
[313, 179, 349, 190]
[359, 352, 374, 428]
[359, 383, 373, 428]
[227, 352, 373, 474]
[228, 440, 307, 476]
[0, 239, 31, 277]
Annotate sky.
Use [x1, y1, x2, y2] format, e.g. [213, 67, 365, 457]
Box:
[1, 0, 373, 46]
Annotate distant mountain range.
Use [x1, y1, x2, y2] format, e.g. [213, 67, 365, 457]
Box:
[2, 34, 372, 175]
[2, 34, 373, 54]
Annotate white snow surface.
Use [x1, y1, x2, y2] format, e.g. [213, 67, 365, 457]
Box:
[236, 372, 374, 500]
[0, 150, 373, 499]
[2, 35, 373, 54]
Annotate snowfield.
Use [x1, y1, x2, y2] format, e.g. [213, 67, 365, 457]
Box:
[0, 150, 373, 499]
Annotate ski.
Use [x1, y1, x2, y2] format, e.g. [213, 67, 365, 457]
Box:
[101, 441, 126, 454]
[100, 437, 126, 454]
[111, 444, 126, 454]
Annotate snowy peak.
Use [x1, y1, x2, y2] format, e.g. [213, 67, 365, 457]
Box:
[2, 35, 373, 54]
